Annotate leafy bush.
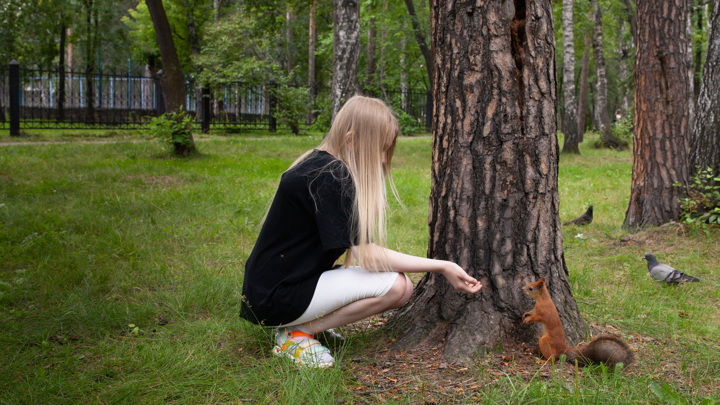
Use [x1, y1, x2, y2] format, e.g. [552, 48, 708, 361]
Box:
[147, 112, 194, 154]
[676, 167, 720, 225]
[611, 112, 633, 146]
[311, 94, 333, 133]
[273, 84, 310, 135]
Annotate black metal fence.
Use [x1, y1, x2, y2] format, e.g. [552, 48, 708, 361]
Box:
[1, 61, 431, 135]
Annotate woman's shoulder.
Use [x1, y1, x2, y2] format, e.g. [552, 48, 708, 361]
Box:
[292, 150, 348, 176]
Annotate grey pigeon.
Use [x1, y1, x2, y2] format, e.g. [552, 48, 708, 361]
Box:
[643, 253, 700, 285]
[563, 205, 593, 226]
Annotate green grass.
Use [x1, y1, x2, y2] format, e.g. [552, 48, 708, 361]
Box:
[1, 131, 718, 404]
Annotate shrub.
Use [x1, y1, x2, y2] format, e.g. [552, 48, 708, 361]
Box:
[147, 112, 194, 155]
[274, 84, 310, 135]
[676, 167, 720, 225]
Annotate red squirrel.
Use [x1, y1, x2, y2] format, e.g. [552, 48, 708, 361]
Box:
[522, 277, 633, 369]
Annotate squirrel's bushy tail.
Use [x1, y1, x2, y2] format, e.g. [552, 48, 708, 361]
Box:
[566, 335, 634, 369]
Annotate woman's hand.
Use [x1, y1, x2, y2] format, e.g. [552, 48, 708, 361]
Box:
[440, 262, 482, 294]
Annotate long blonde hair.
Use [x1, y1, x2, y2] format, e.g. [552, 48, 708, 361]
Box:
[290, 95, 400, 270]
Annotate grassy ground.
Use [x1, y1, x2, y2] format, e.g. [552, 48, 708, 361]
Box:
[0, 131, 718, 404]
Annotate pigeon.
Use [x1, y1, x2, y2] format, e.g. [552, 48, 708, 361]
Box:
[563, 205, 593, 226]
[643, 253, 700, 285]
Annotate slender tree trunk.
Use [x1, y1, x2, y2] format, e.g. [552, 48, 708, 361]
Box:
[378, 1, 387, 94]
[146, 0, 195, 155]
[286, 5, 295, 75]
[694, 3, 704, 101]
[83, 0, 96, 121]
[592, 0, 621, 148]
[307, 0, 317, 125]
[58, 21, 66, 122]
[618, 20, 631, 112]
[687, 0, 695, 138]
[366, 15, 377, 90]
[403, 0, 433, 89]
[561, 0, 580, 154]
[577, 34, 591, 141]
[690, 1, 720, 177]
[331, 0, 360, 120]
[400, 28, 408, 112]
[625, 0, 689, 229]
[389, 0, 585, 363]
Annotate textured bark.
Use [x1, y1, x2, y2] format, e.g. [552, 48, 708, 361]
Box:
[624, 0, 689, 229]
[690, 1, 720, 177]
[577, 34, 591, 141]
[388, 0, 585, 363]
[403, 0, 433, 88]
[592, 0, 621, 148]
[307, 0, 317, 125]
[331, 0, 360, 120]
[146, 0, 195, 155]
[561, 0, 580, 154]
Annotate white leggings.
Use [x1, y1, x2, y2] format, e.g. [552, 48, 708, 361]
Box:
[281, 266, 400, 327]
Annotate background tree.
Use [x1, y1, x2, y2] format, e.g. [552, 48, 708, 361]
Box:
[591, 0, 622, 148]
[389, 0, 585, 362]
[562, 0, 580, 154]
[625, 0, 689, 229]
[331, 0, 360, 119]
[146, 0, 196, 156]
[690, 1, 720, 177]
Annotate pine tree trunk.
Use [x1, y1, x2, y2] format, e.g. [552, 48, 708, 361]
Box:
[146, 0, 195, 155]
[561, 0, 580, 154]
[690, 1, 720, 177]
[577, 34, 591, 142]
[624, 0, 689, 229]
[592, 0, 621, 148]
[388, 0, 585, 363]
[694, 4, 704, 101]
[331, 0, 360, 120]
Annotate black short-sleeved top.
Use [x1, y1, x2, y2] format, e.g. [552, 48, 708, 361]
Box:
[240, 150, 355, 326]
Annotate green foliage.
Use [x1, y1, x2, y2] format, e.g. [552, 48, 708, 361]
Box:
[676, 167, 720, 226]
[611, 110, 633, 145]
[146, 112, 193, 151]
[273, 83, 310, 135]
[311, 94, 333, 133]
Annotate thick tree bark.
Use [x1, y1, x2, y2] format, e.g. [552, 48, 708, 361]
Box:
[307, 0, 317, 125]
[331, 0, 360, 120]
[403, 0, 433, 89]
[577, 34, 591, 141]
[388, 0, 585, 363]
[624, 0, 689, 229]
[592, 0, 621, 148]
[690, 1, 720, 177]
[561, 0, 580, 154]
[146, 0, 195, 155]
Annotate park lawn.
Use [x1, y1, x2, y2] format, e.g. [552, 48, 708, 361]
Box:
[0, 132, 718, 404]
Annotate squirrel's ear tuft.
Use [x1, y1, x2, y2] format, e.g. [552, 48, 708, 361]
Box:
[539, 277, 546, 284]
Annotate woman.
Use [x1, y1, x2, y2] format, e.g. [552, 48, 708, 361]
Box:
[241, 96, 481, 368]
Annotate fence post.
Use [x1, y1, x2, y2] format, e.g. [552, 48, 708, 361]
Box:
[201, 85, 210, 134]
[9, 60, 20, 136]
[425, 90, 432, 133]
[268, 80, 277, 133]
[155, 70, 165, 117]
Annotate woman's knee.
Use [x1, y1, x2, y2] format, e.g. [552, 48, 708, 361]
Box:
[386, 273, 413, 309]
